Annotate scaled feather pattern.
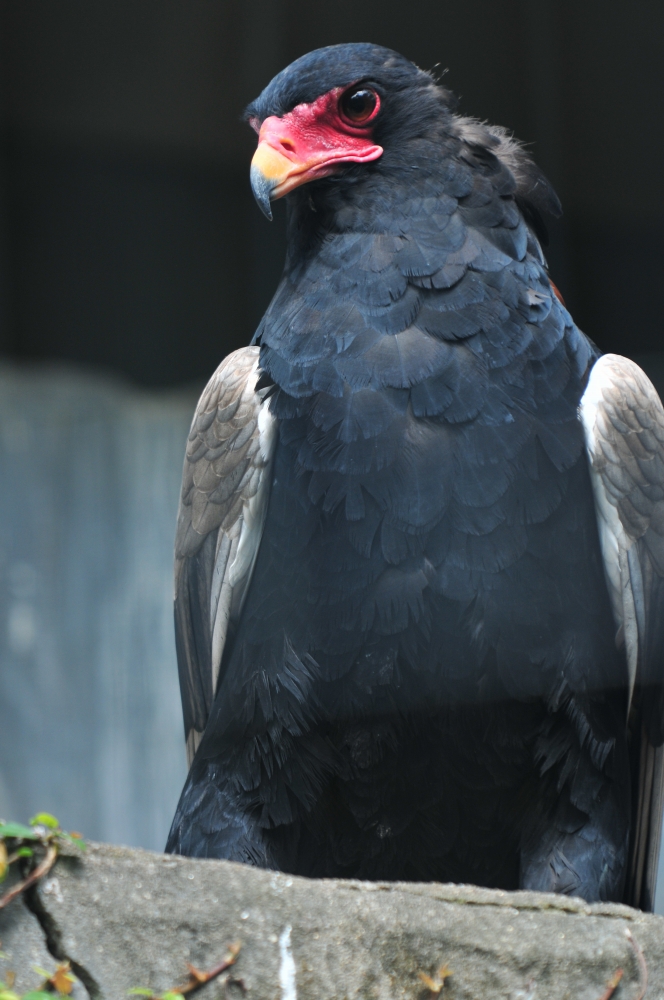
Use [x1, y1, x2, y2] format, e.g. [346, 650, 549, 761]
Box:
[167, 44, 664, 908]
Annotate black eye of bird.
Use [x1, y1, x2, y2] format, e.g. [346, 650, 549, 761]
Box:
[339, 88, 378, 124]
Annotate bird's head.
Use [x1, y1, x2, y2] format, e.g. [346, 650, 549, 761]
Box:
[245, 43, 450, 220]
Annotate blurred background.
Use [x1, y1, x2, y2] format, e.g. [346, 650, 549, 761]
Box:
[0, 0, 663, 900]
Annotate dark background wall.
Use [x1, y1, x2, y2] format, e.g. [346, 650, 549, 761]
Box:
[1, 0, 663, 387]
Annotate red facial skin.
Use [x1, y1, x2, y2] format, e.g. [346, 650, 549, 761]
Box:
[250, 87, 383, 201]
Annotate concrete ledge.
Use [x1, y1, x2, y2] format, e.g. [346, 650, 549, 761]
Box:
[2, 842, 663, 999]
[0, 867, 55, 996]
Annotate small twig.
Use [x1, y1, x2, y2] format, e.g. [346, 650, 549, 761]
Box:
[596, 968, 623, 1000]
[177, 942, 241, 995]
[418, 963, 452, 995]
[137, 943, 242, 999]
[0, 843, 58, 910]
[626, 928, 648, 1000]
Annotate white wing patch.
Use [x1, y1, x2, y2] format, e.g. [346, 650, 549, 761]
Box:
[209, 389, 277, 696]
[580, 358, 641, 708]
[580, 353, 664, 909]
[174, 346, 278, 767]
[580, 353, 664, 718]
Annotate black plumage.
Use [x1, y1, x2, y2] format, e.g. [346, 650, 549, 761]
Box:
[166, 44, 664, 905]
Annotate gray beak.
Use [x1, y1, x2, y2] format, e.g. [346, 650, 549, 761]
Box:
[250, 164, 274, 221]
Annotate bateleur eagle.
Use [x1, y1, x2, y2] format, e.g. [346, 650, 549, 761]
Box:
[166, 43, 664, 908]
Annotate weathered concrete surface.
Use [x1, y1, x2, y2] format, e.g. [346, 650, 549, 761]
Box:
[0, 866, 59, 995]
[4, 842, 664, 999]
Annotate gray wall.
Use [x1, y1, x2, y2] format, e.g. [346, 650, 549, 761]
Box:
[0, 364, 195, 850]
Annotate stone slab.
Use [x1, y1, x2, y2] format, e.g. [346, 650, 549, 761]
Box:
[10, 843, 664, 999]
[0, 867, 56, 995]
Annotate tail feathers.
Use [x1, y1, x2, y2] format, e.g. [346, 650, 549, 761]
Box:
[165, 761, 275, 866]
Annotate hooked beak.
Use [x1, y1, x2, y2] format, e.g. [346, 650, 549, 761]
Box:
[250, 156, 278, 221]
[250, 114, 382, 220]
[249, 136, 298, 221]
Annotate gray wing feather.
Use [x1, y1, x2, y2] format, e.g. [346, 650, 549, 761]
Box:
[580, 353, 664, 909]
[174, 346, 276, 766]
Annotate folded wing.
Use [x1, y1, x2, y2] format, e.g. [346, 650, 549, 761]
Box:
[174, 346, 277, 766]
[580, 353, 664, 909]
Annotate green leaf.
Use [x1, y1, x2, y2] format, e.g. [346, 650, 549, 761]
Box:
[127, 990, 155, 996]
[16, 846, 34, 858]
[0, 823, 39, 840]
[22, 993, 58, 1000]
[29, 813, 59, 830]
[0, 989, 20, 1000]
[162, 993, 185, 1000]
